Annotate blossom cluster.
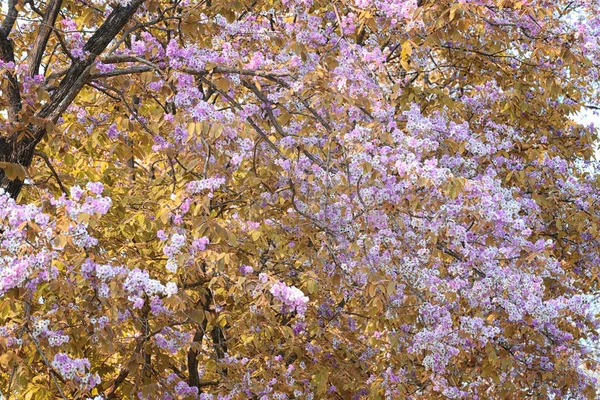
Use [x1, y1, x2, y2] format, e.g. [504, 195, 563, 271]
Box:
[32, 319, 70, 347]
[51, 353, 100, 390]
[270, 281, 309, 317]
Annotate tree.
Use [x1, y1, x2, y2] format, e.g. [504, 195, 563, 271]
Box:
[1, 0, 600, 398]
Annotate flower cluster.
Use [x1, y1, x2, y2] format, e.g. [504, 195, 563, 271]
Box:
[51, 353, 100, 390]
[270, 281, 309, 317]
[154, 327, 193, 354]
[32, 319, 70, 347]
[123, 268, 170, 308]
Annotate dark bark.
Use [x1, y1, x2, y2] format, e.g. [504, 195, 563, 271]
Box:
[187, 328, 206, 388]
[0, 0, 145, 199]
[28, 0, 64, 77]
[0, 0, 19, 37]
[0, 136, 25, 197]
[37, 0, 145, 121]
[188, 287, 211, 389]
[106, 368, 129, 399]
[106, 296, 151, 398]
[188, 285, 229, 388]
[0, 32, 22, 119]
[211, 325, 227, 361]
[0, 8, 24, 197]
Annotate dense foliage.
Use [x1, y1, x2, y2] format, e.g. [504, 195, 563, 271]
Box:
[2, 0, 600, 398]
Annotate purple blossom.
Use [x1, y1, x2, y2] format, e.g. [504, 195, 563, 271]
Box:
[270, 281, 309, 317]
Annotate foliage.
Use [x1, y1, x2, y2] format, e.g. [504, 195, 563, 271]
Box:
[1, 0, 600, 398]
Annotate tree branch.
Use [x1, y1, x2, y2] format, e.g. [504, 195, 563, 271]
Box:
[241, 78, 328, 170]
[28, 331, 68, 400]
[187, 328, 206, 388]
[90, 65, 153, 79]
[38, 0, 145, 122]
[34, 151, 68, 196]
[0, 0, 19, 37]
[0, 0, 146, 199]
[28, 0, 63, 76]
[0, 29, 22, 120]
[106, 368, 129, 399]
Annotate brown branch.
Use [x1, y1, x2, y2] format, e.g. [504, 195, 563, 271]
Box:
[34, 151, 68, 196]
[210, 325, 227, 362]
[196, 75, 287, 159]
[28, 0, 63, 76]
[106, 368, 129, 399]
[436, 243, 486, 278]
[25, 0, 44, 16]
[102, 54, 291, 78]
[52, 29, 77, 62]
[241, 78, 328, 170]
[0, 0, 146, 200]
[28, 331, 68, 399]
[38, 0, 145, 122]
[0, 30, 22, 120]
[47, 55, 289, 85]
[90, 65, 153, 79]
[187, 328, 206, 388]
[186, 291, 210, 389]
[264, 75, 332, 132]
[288, 178, 334, 235]
[197, 380, 219, 388]
[106, 299, 151, 398]
[184, 65, 291, 78]
[0, 0, 18, 36]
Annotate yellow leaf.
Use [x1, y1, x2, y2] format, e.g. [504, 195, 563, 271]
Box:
[189, 309, 205, 323]
[401, 41, 412, 60]
[386, 281, 395, 296]
[449, 3, 461, 21]
[306, 280, 317, 295]
[251, 230, 261, 241]
[400, 59, 411, 71]
[0, 162, 27, 180]
[215, 78, 230, 92]
[0, 351, 14, 368]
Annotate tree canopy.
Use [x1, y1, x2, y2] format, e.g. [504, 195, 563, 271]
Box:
[2, 0, 600, 398]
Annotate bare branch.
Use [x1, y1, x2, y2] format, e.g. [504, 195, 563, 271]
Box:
[90, 65, 153, 79]
[28, 0, 63, 76]
[0, 0, 18, 36]
[0, 30, 22, 120]
[38, 0, 146, 122]
[187, 329, 205, 388]
[196, 74, 287, 160]
[28, 331, 68, 399]
[242, 78, 328, 170]
[34, 151, 69, 196]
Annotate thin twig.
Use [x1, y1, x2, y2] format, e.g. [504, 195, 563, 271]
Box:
[28, 331, 68, 399]
[34, 151, 68, 196]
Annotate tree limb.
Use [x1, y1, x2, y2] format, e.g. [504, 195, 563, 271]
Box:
[187, 328, 206, 388]
[28, 0, 63, 76]
[38, 0, 146, 122]
[0, 0, 19, 37]
[0, 0, 146, 199]
[0, 30, 22, 120]
[28, 331, 68, 400]
[34, 151, 69, 196]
